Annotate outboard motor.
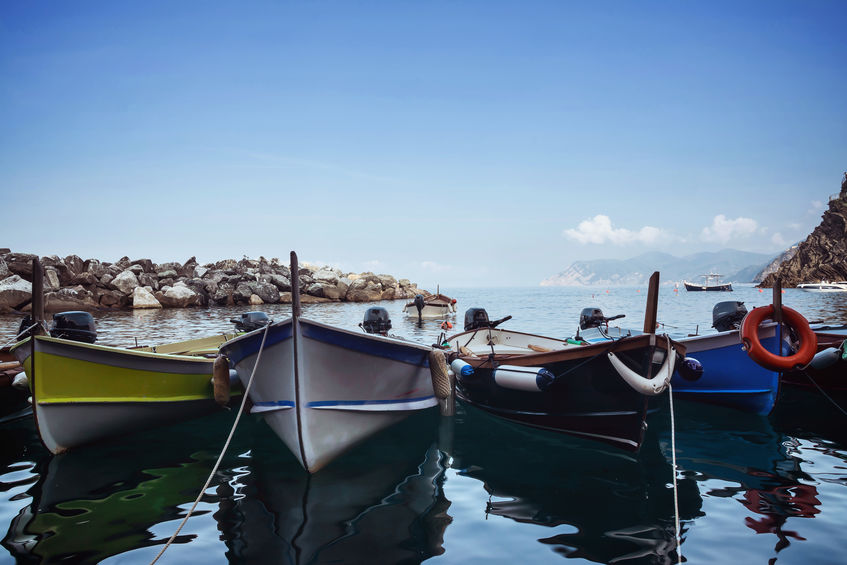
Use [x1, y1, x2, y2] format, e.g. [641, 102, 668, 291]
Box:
[50, 311, 97, 343]
[413, 294, 426, 318]
[579, 307, 606, 330]
[230, 311, 271, 332]
[578, 307, 626, 331]
[712, 301, 747, 333]
[361, 307, 392, 335]
[464, 308, 490, 331]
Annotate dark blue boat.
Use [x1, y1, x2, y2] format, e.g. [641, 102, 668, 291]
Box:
[577, 301, 785, 415]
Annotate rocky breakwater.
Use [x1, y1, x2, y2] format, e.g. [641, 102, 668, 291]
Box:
[0, 251, 429, 313]
[761, 173, 847, 287]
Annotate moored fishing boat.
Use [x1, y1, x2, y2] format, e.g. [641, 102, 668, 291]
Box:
[11, 311, 241, 454]
[683, 273, 733, 291]
[220, 252, 439, 473]
[403, 289, 457, 320]
[579, 301, 785, 415]
[443, 273, 683, 452]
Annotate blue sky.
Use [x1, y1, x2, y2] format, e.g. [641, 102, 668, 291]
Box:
[1, 1, 845, 287]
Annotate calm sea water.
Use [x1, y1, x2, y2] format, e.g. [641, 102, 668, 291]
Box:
[1, 284, 847, 564]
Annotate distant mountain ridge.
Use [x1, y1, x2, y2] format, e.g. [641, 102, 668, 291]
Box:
[540, 249, 775, 287]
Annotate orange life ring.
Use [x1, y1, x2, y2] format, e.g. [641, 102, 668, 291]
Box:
[440, 321, 453, 330]
[740, 305, 817, 371]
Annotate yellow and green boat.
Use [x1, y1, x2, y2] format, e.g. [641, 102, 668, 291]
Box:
[11, 332, 239, 454]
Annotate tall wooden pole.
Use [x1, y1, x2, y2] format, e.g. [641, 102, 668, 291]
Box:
[290, 251, 301, 319]
[32, 257, 44, 328]
[643, 271, 660, 334]
[772, 277, 783, 324]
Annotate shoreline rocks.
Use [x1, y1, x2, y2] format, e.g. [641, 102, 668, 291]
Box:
[0, 251, 429, 313]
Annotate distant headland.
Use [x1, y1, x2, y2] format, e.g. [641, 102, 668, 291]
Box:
[0, 252, 429, 313]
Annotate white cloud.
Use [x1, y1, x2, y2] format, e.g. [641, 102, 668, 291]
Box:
[700, 215, 758, 244]
[562, 215, 666, 245]
[421, 261, 450, 273]
[771, 232, 787, 247]
[808, 200, 824, 215]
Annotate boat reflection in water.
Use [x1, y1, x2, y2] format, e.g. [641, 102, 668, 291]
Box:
[449, 405, 703, 564]
[2, 413, 243, 563]
[652, 401, 821, 560]
[217, 411, 451, 564]
[3, 411, 451, 564]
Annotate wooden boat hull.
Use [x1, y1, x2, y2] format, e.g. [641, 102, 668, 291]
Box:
[674, 324, 783, 415]
[221, 317, 437, 472]
[11, 335, 226, 454]
[446, 329, 679, 451]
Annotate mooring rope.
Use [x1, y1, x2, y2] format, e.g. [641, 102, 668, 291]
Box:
[150, 321, 272, 565]
[802, 369, 847, 416]
[0, 322, 45, 349]
[667, 381, 682, 564]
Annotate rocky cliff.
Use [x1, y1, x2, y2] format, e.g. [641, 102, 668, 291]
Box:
[760, 173, 847, 287]
[0, 251, 429, 313]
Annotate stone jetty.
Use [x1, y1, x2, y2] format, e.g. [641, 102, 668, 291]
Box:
[0, 251, 429, 313]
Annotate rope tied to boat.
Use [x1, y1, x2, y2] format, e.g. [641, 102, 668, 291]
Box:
[668, 381, 682, 564]
[150, 321, 272, 565]
[1, 322, 47, 349]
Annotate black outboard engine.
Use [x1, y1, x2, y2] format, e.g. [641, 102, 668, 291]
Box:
[579, 307, 606, 330]
[463, 308, 513, 331]
[362, 307, 392, 335]
[50, 311, 97, 343]
[464, 308, 490, 331]
[712, 301, 747, 333]
[230, 311, 271, 332]
[413, 294, 426, 317]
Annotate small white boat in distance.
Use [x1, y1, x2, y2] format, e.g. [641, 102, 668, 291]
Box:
[797, 281, 847, 292]
[403, 289, 457, 320]
[220, 252, 438, 473]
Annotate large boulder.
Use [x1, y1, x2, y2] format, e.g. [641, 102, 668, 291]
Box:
[112, 270, 140, 295]
[97, 289, 129, 308]
[43, 286, 99, 312]
[156, 282, 199, 308]
[132, 286, 162, 309]
[131, 258, 154, 273]
[0, 257, 8, 279]
[250, 281, 280, 304]
[233, 282, 254, 304]
[179, 257, 197, 278]
[71, 272, 100, 287]
[265, 274, 291, 292]
[0, 275, 32, 310]
[63, 255, 85, 277]
[83, 259, 108, 279]
[138, 272, 158, 290]
[44, 267, 61, 291]
[345, 279, 383, 302]
[4, 253, 37, 280]
[312, 268, 340, 285]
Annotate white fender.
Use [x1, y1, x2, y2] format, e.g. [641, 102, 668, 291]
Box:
[450, 359, 475, 378]
[493, 365, 556, 392]
[607, 348, 676, 396]
[12, 373, 28, 390]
